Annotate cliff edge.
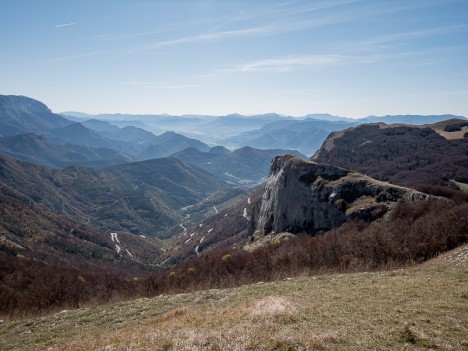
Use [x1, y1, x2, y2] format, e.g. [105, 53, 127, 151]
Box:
[256, 155, 431, 235]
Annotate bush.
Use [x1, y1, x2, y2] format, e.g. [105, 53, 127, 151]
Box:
[3, 199, 467, 317]
[144, 199, 468, 296]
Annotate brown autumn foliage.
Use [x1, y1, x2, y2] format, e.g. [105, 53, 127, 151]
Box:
[414, 183, 468, 204]
[1, 194, 467, 318]
[0, 251, 140, 317]
[312, 123, 468, 187]
[145, 198, 468, 295]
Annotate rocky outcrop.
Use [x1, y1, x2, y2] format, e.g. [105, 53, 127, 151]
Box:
[0, 94, 70, 136]
[256, 155, 432, 235]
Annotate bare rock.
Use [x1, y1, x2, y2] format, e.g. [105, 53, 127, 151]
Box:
[256, 155, 431, 235]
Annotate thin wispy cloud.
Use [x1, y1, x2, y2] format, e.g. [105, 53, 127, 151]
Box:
[151, 27, 267, 48]
[105, 0, 357, 43]
[117, 27, 268, 57]
[114, 0, 433, 59]
[56, 21, 83, 28]
[213, 54, 381, 74]
[361, 24, 468, 48]
[124, 81, 200, 90]
[92, 17, 223, 41]
[115, 12, 360, 58]
[91, 29, 169, 41]
[112, 1, 373, 58]
[55, 16, 112, 28]
[94, 0, 360, 64]
[208, 0, 423, 40]
[237, 56, 345, 72]
[220, 0, 362, 26]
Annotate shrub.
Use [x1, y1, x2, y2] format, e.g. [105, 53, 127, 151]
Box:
[3, 199, 467, 317]
[144, 199, 468, 297]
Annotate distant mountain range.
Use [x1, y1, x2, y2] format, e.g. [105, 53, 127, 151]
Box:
[0, 95, 214, 167]
[1, 95, 310, 181]
[221, 118, 357, 155]
[171, 146, 305, 186]
[62, 110, 466, 157]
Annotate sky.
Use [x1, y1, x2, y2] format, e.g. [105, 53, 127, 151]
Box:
[1, 0, 468, 118]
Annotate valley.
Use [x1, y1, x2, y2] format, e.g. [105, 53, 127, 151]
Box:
[0, 94, 467, 350]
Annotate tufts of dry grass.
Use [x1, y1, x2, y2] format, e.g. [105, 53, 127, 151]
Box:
[1, 246, 467, 350]
[249, 296, 298, 320]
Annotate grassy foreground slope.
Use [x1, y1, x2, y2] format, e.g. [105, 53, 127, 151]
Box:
[1, 246, 467, 350]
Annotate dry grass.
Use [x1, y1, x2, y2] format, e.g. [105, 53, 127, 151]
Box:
[1, 246, 467, 351]
[434, 126, 468, 140]
[450, 180, 468, 193]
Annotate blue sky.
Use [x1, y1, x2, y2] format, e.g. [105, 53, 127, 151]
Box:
[1, 0, 467, 118]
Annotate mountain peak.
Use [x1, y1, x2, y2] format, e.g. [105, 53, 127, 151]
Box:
[209, 145, 230, 154]
[0, 94, 70, 136]
[0, 94, 52, 114]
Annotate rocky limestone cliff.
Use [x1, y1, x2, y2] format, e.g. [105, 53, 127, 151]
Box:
[256, 155, 431, 235]
[0, 94, 71, 136]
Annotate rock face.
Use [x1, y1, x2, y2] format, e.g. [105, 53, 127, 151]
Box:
[0, 94, 70, 136]
[256, 155, 431, 235]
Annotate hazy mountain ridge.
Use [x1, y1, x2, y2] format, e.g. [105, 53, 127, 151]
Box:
[63, 110, 465, 156]
[222, 118, 358, 155]
[0, 133, 132, 168]
[361, 114, 465, 124]
[0, 95, 213, 167]
[0, 96, 314, 183]
[139, 131, 210, 160]
[47, 122, 127, 150]
[0, 95, 71, 136]
[170, 146, 306, 186]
